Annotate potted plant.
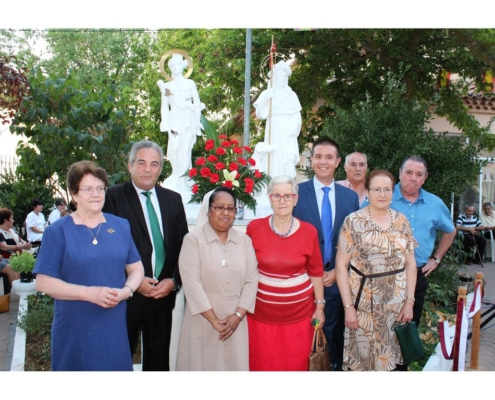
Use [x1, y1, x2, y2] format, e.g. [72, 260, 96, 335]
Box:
[9, 251, 36, 283]
[183, 135, 270, 214]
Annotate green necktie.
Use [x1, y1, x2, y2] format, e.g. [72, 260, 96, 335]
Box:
[142, 191, 166, 278]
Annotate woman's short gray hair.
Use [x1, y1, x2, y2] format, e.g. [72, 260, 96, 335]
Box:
[267, 175, 298, 195]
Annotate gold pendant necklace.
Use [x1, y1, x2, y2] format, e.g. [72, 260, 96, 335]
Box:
[87, 223, 102, 245]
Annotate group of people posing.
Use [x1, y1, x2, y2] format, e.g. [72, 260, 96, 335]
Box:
[24, 136, 455, 372]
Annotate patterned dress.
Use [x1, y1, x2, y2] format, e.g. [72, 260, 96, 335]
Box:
[337, 208, 417, 371]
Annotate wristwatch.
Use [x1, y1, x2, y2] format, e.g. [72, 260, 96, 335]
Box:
[170, 277, 180, 291]
[430, 256, 441, 265]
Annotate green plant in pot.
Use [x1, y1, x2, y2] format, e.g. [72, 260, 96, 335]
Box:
[9, 251, 36, 282]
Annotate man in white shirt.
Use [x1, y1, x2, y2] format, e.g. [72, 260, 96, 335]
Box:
[25, 199, 46, 244]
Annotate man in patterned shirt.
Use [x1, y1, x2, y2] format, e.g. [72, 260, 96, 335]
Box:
[456, 204, 486, 265]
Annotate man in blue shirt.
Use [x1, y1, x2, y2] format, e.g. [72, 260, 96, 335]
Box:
[391, 155, 456, 329]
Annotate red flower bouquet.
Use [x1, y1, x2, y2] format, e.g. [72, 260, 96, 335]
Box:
[184, 135, 270, 213]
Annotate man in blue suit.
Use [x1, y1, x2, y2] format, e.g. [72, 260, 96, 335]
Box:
[293, 137, 359, 370]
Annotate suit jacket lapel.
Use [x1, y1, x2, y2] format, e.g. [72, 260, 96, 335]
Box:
[124, 181, 150, 239]
[155, 186, 169, 250]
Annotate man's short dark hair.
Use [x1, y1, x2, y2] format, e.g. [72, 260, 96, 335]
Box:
[400, 155, 428, 173]
[310, 136, 341, 158]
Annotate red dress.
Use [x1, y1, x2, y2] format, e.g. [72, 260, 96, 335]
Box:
[246, 216, 323, 371]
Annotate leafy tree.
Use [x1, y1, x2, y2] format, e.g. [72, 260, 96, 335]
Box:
[156, 28, 495, 151]
[319, 76, 483, 205]
[10, 67, 136, 193]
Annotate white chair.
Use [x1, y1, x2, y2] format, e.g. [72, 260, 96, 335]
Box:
[484, 230, 495, 262]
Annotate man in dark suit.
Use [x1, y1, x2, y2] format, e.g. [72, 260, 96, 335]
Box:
[293, 137, 359, 371]
[103, 140, 188, 371]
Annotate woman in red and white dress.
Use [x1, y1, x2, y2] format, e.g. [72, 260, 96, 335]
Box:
[246, 175, 325, 371]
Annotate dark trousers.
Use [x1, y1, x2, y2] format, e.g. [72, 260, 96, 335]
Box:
[127, 305, 173, 371]
[413, 268, 428, 328]
[463, 233, 486, 261]
[323, 287, 345, 371]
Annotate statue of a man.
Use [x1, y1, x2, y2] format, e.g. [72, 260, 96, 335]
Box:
[253, 60, 302, 179]
[157, 53, 204, 191]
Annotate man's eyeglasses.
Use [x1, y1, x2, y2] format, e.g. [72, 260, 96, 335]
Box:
[78, 186, 107, 195]
[210, 205, 237, 213]
[369, 187, 393, 195]
[269, 193, 297, 202]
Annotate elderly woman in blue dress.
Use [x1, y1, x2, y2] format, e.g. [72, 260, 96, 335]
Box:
[34, 161, 144, 371]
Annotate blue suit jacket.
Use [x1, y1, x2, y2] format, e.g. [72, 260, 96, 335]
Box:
[293, 179, 359, 293]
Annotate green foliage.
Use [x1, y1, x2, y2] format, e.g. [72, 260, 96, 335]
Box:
[9, 251, 36, 273]
[319, 77, 482, 205]
[10, 68, 136, 188]
[17, 293, 53, 371]
[0, 168, 54, 232]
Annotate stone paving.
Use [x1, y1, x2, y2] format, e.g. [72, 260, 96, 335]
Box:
[1, 263, 495, 371]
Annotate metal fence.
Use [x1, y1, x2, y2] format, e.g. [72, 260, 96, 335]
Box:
[0, 154, 19, 175]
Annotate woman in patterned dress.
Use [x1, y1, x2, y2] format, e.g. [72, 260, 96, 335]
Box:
[335, 170, 417, 371]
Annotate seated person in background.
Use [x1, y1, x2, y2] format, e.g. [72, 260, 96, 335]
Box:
[456, 204, 486, 264]
[0, 255, 19, 284]
[48, 198, 67, 225]
[480, 202, 495, 239]
[26, 199, 46, 245]
[336, 152, 368, 207]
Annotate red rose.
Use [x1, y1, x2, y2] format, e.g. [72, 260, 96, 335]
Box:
[216, 147, 227, 155]
[229, 162, 239, 171]
[254, 170, 262, 179]
[189, 168, 198, 178]
[244, 185, 254, 194]
[207, 155, 218, 163]
[243, 146, 253, 153]
[221, 140, 231, 148]
[235, 172, 241, 179]
[237, 157, 247, 166]
[230, 139, 239, 145]
[209, 173, 220, 184]
[200, 167, 211, 177]
[205, 139, 215, 150]
[192, 184, 199, 194]
[195, 157, 206, 166]
[218, 134, 228, 139]
[233, 147, 242, 154]
[223, 180, 233, 189]
[244, 177, 254, 186]
[248, 158, 256, 166]
[215, 162, 226, 170]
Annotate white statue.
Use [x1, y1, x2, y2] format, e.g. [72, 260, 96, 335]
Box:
[157, 52, 205, 191]
[253, 60, 302, 179]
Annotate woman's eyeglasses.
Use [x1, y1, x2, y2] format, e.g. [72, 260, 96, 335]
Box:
[78, 186, 107, 195]
[269, 193, 297, 202]
[210, 205, 237, 213]
[368, 187, 392, 195]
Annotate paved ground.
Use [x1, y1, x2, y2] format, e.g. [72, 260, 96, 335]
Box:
[1, 262, 495, 371]
[0, 283, 18, 371]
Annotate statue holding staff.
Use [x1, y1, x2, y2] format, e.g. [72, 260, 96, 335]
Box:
[253, 59, 302, 179]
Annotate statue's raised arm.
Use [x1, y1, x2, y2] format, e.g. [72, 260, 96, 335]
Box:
[157, 51, 205, 192]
